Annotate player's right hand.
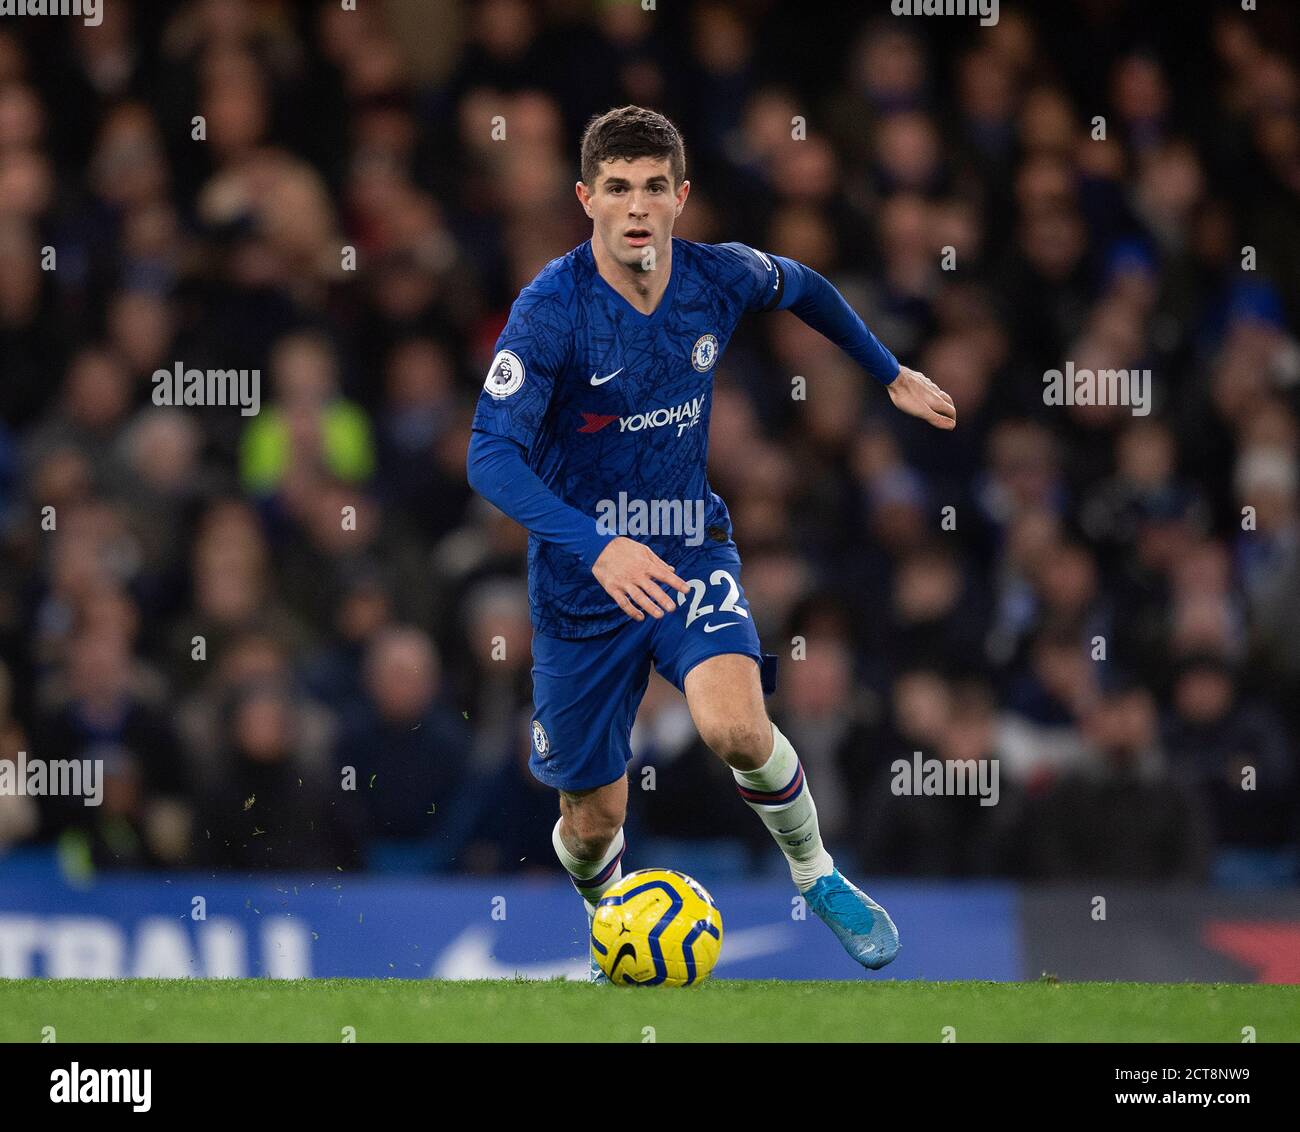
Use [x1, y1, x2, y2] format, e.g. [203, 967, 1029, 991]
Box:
[592, 536, 691, 621]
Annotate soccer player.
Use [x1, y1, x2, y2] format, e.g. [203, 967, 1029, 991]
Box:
[467, 106, 956, 980]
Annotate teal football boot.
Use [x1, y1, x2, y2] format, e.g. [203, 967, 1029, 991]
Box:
[804, 870, 900, 970]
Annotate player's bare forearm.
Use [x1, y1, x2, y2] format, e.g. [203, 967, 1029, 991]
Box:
[886, 365, 957, 430]
[591, 536, 691, 622]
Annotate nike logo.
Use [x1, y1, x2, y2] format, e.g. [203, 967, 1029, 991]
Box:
[776, 826, 800, 835]
[590, 368, 624, 386]
[702, 621, 740, 633]
[432, 923, 795, 981]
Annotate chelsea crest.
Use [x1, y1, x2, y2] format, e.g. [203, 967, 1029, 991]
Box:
[691, 334, 719, 373]
[532, 719, 551, 759]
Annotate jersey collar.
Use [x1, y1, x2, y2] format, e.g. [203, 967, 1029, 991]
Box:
[585, 238, 681, 327]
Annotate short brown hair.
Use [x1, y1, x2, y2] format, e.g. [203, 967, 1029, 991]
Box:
[579, 105, 686, 187]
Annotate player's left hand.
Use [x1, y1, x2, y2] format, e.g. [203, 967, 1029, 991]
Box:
[886, 365, 956, 430]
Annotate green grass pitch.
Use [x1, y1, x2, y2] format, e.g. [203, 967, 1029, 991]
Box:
[1, 979, 1296, 1042]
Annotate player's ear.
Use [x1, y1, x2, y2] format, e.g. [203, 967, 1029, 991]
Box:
[575, 180, 593, 217]
[674, 179, 690, 215]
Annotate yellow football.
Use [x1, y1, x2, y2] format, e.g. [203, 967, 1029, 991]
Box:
[591, 868, 723, 986]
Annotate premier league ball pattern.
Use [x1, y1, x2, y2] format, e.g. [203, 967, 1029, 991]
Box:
[591, 868, 723, 986]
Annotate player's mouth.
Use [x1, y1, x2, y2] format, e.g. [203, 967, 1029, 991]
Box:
[623, 227, 653, 247]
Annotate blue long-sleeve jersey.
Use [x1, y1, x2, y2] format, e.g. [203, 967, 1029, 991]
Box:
[467, 238, 898, 638]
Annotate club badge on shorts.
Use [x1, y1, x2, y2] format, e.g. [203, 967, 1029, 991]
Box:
[532, 719, 551, 759]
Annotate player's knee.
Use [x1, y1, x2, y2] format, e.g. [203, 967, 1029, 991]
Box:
[699, 718, 771, 771]
[561, 807, 624, 859]
[567, 826, 620, 860]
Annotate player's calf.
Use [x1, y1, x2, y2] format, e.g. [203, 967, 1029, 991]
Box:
[728, 721, 835, 891]
[556, 776, 626, 871]
[694, 718, 771, 772]
[684, 655, 835, 889]
[553, 778, 629, 983]
[730, 722, 901, 971]
[553, 816, 627, 905]
[553, 819, 626, 985]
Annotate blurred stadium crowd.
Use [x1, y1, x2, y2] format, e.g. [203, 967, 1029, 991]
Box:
[0, 0, 1297, 884]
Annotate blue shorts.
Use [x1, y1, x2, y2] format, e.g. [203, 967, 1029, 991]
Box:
[528, 548, 763, 793]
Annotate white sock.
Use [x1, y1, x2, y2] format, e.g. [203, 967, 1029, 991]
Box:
[733, 723, 834, 892]
[552, 819, 626, 913]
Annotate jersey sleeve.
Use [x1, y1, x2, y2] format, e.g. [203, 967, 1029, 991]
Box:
[717, 243, 899, 384]
[466, 430, 614, 568]
[471, 285, 571, 449]
[714, 241, 788, 313]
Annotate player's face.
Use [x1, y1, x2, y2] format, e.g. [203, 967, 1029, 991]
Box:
[578, 156, 689, 271]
